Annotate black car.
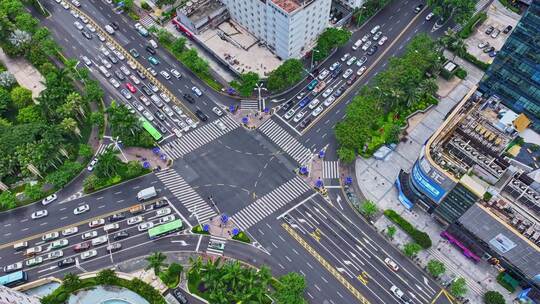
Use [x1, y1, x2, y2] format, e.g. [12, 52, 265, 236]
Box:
[172, 288, 188, 304]
[154, 199, 169, 209]
[331, 66, 342, 78]
[155, 111, 166, 121]
[145, 46, 156, 54]
[108, 212, 125, 222]
[81, 30, 92, 40]
[367, 45, 378, 56]
[282, 100, 294, 111]
[114, 70, 125, 80]
[503, 25, 513, 34]
[357, 56, 368, 66]
[414, 4, 423, 13]
[333, 85, 346, 98]
[299, 117, 312, 129]
[58, 257, 76, 268]
[485, 25, 494, 35]
[483, 46, 495, 53]
[111, 21, 119, 30]
[142, 85, 153, 96]
[196, 110, 208, 121]
[108, 54, 118, 64]
[157, 124, 168, 134]
[137, 69, 146, 79]
[183, 93, 195, 103]
[113, 231, 129, 241]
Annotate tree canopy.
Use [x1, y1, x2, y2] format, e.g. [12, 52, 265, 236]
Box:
[267, 59, 304, 92]
[313, 28, 352, 61]
[427, 0, 476, 25]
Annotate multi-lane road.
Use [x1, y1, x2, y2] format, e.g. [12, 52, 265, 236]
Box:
[0, 0, 458, 302]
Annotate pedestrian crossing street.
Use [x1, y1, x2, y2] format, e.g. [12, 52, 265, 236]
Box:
[240, 99, 259, 110]
[206, 235, 226, 256]
[322, 161, 340, 179]
[155, 169, 217, 224]
[232, 176, 311, 230]
[258, 119, 312, 165]
[160, 115, 239, 159]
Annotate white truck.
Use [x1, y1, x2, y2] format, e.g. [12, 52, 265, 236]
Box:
[137, 186, 157, 201]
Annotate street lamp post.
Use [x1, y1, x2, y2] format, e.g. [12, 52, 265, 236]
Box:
[310, 49, 320, 70]
[254, 83, 267, 112]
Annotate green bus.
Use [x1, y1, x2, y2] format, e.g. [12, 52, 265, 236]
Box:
[148, 219, 183, 239]
[139, 117, 162, 141]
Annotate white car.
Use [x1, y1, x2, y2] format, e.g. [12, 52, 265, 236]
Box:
[158, 215, 175, 224]
[71, 0, 80, 6]
[103, 223, 119, 232]
[212, 107, 223, 116]
[42, 194, 58, 206]
[86, 24, 96, 33]
[74, 204, 90, 215]
[340, 53, 350, 62]
[159, 93, 171, 103]
[357, 66, 367, 76]
[127, 60, 137, 70]
[91, 235, 108, 246]
[97, 33, 106, 42]
[61, 1, 69, 9]
[42, 231, 60, 242]
[70, 10, 79, 18]
[318, 69, 329, 80]
[3, 262, 23, 273]
[62, 227, 78, 236]
[322, 88, 333, 98]
[425, 12, 434, 21]
[147, 67, 157, 76]
[109, 77, 120, 88]
[293, 112, 305, 123]
[80, 249, 97, 260]
[160, 106, 172, 117]
[74, 21, 83, 30]
[362, 41, 372, 51]
[50, 239, 69, 249]
[31, 210, 48, 219]
[143, 110, 154, 122]
[172, 105, 183, 115]
[81, 230, 97, 240]
[342, 68, 354, 79]
[329, 62, 340, 71]
[44, 250, 63, 260]
[192, 86, 203, 96]
[370, 25, 381, 35]
[100, 58, 112, 69]
[284, 109, 295, 120]
[361, 34, 370, 42]
[384, 257, 400, 271]
[308, 99, 320, 110]
[170, 69, 181, 79]
[89, 218, 105, 228]
[372, 31, 383, 41]
[378, 36, 388, 46]
[312, 106, 324, 117]
[137, 222, 154, 231]
[160, 70, 171, 80]
[214, 120, 226, 131]
[120, 65, 131, 75]
[323, 96, 335, 107]
[172, 128, 182, 138]
[127, 216, 143, 225]
[113, 50, 125, 60]
[346, 56, 357, 66]
[26, 257, 43, 267]
[82, 56, 92, 66]
[80, 16, 88, 23]
[87, 158, 98, 171]
[129, 75, 140, 85]
[155, 207, 171, 217]
[296, 92, 306, 100]
[121, 89, 132, 100]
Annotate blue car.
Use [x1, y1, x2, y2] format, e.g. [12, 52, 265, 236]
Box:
[299, 95, 313, 108]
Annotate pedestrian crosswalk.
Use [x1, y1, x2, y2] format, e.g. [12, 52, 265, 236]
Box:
[161, 115, 239, 159]
[155, 169, 217, 224]
[96, 143, 114, 156]
[258, 119, 312, 165]
[232, 176, 311, 230]
[240, 100, 259, 110]
[322, 161, 340, 179]
[206, 236, 226, 256]
[139, 14, 158, 29]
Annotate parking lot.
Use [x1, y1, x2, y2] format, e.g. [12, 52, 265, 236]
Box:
[0, 198, 185, 280]
[465, 0, 521, 63]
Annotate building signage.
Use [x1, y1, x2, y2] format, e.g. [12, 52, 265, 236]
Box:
[411, 161, 447, 202]
[489, 233, 517, 254]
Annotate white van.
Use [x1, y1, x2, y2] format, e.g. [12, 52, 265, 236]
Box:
[98, 66, 111, 78]
[13, 241, 28, 251]
[149, 39, 158, 49]
[150, 94, 163, 107]
[105, 24, 115, 34]
[352, 39, 362, 51]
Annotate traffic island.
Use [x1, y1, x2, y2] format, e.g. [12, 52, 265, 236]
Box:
[228, 104, 273, 130]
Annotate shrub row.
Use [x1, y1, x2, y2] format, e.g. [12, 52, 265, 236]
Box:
[459, 12, 487, 39]
[384, 209, 432, 249]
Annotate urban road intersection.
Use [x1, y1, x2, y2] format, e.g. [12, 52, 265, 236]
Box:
[0, 0, 460, 303]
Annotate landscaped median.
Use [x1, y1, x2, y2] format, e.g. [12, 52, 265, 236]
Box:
[383, 209, 432, 249]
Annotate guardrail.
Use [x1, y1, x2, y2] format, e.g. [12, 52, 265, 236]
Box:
[62, 0, 198, 123]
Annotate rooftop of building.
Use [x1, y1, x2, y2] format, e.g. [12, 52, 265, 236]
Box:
[458, 204, 540, 280]
[178, 0, 226, 23]
[271, 0, 317, 13]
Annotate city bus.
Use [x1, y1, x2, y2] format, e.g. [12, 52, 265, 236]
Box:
[0, 271, 28, 287]
[139, 117, 162, 141]
[148, 219, 183, 239]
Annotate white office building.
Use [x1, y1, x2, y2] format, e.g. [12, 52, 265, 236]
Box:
[222, 0, 332, 59]
[0, 285, 40, 304]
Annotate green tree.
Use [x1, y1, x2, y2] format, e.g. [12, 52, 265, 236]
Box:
[90, 111, 104, 128]
[171, 37, 187, 55]
[83, 174, 99, 192]
[427, 259, 446, 277]
[62, 273, 81, 290]
[274, 272, 307, 304]
[386, 226, 396, 239]
[313, 28, 351, 61]
[156, 29, 174, 45]
[403, 242, 422, 257]
[267, 59, 303, 92]
[230, 72, 260, 97]
[337, 146, 356, 163]
[96, 268, 117, 285]
[449, 277, 468, 297]
[94, 148, 121, 178]
[360, 200, 378, 218]
[0, 190, 17, 209]
[84, 79, 104, 102]
[78, 144, 93, 160]
[15, 13, 38, 33]
[10, 86, 32, 108]
[23, 184, 43, 201]
[427, 0, 475, 25]
[0, 87, 11, 113]
[483, 290, 505, 304]
[145, 252, 168, 276]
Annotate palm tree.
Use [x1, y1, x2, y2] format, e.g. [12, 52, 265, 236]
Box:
[145, 252, 168, 276]
[94, 148, 121, 178]
[96, 269, 117, 284]
[60, 117, 81, 137]
[62, 273, 81, 290]
[188, 256, 203, 275]
[222, 261, 243, 291]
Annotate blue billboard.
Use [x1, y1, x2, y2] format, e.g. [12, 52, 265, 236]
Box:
[411, 162, 447, 203]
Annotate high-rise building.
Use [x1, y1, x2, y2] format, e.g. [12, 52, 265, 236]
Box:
[479, 1, 540, 129]
[0, 285, 40, 304]
[221, 0, 332, 59]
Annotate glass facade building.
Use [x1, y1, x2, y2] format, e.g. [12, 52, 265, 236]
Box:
[479, 1, 540, 129]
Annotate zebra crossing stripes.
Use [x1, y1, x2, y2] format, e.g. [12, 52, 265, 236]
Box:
[240, 100, 259, 110]
[232, 176, 311, 230]
[139, 14, 158, 29]
[155, 169, 217, 224]
[161, 115, 239, 159]
[206, 236, 226, 256]
[322, 161, 340, 179]
[96, 143, 114, 156]
[258, 119, 312, 165]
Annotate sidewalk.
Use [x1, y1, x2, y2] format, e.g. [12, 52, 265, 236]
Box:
[353, 57, 515, 302]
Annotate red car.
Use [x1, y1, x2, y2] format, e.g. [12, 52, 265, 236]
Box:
[73, 241, 91, 253]
[126, 82, 137, 93]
